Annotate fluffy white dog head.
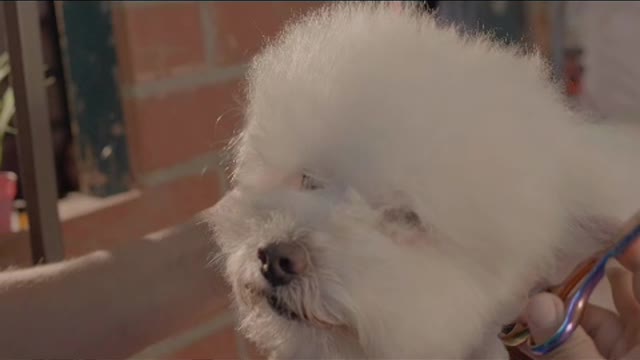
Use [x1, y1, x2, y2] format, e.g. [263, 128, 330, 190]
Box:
[209, 2, 640, 358]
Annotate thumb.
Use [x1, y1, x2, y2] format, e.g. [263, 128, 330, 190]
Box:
[525, 293, 604, 359]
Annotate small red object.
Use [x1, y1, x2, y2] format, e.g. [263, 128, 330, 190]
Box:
[0, 171, 17, 233]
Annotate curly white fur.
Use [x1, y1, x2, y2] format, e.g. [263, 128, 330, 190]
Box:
[209, 3, 640, 359]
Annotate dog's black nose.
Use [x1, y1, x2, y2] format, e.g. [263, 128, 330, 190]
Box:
[257, 242, 307, 287]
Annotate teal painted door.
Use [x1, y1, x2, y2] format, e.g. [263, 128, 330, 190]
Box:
[58, 1, 131, 197]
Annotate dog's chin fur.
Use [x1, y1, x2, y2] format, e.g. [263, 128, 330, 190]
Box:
[208, 2, 640, 359]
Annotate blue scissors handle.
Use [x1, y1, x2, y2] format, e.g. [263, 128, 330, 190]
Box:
[499, 210, 640, 356]
[531, 212, 640, 355]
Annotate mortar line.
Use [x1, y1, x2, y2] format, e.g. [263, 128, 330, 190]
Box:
[121, 65, 246, 99]
[199, 2, 217, 68]
[140, 151, 222, 188]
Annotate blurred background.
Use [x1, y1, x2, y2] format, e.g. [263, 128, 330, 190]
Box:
[0, 1, 638, 358]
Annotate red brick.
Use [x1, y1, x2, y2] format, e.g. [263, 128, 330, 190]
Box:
[112, 3, 206, 84]
[0, 171, 227, 266]
[126, 80, 244, 174]
[209, 2, 323, 66]
[0, 231, 31, 267]
[169, 325, 239, 360]
[63, 172, 223, 257]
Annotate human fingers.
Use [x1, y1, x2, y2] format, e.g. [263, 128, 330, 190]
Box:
[580, 303, 624, 359]
[607, 266, 640, 320]
[524, 293, 604, 359]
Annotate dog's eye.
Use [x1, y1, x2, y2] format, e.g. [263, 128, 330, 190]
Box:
[301, 174, 322, 190]
[383, 207, 422, 228]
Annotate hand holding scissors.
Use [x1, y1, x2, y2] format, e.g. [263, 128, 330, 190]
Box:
[500, 211, 640, 359]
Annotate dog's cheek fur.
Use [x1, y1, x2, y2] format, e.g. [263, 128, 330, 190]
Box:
[320, 202, 498, 358]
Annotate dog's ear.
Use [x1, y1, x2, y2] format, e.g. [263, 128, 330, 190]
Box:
[379, 206, 432, 246]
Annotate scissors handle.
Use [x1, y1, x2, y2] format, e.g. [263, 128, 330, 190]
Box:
[498, 255, 598, 347]
[499, 210, 640, 355]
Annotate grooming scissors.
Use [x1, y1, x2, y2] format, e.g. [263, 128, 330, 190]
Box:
[499, 210, 640, 356]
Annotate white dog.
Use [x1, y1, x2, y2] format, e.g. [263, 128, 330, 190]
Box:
[208, 2, 640, 358]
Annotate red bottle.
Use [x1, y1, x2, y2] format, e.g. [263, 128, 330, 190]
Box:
[0, 171, 17, 233]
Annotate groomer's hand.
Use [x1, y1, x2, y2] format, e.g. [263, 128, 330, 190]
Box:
[524, 242, 640, 359]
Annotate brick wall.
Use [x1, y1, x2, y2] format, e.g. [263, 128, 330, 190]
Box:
[109, 2, 323, 358]
[104, 2, 321, 230]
